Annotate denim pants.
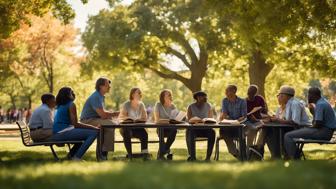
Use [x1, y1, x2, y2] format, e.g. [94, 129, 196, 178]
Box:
[284, 127, 334, 159]
[51, 128, 98, 159]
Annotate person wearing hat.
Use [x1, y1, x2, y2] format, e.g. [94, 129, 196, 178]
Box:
[270, 85, 310, 125]
[264, 85, 311, 159]
[186, 91, 216, 161]
[219, 84, 248, 159]
[284, 87, 336, 159]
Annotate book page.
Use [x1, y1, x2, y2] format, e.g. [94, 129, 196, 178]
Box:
[220, 119, 240, 125]
[174, 111, 186, 121]
[203, 118, 217, 124]
[247, 106, 262, 116]
[189, 116, 202, 124]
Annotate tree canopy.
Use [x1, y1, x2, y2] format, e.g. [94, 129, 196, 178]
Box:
[0, 0, 87, 39]
[82, 0, 336, 97]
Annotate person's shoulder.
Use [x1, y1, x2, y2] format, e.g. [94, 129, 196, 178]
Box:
[90, 90, 103, 99]
[237, 96, 246, 103]
[187, 102, 195, 109]
[40, 104, 52, 112]
[154, 102, 162, 108]
[316, 98, 331, 108]
[222, 97, 229, 103]
[139, 101, 146, 107]
[122, 101, 131, 107]
[256, 95, 265, 101]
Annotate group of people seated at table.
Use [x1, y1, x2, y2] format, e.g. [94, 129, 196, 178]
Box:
[28, 77, 336, 161]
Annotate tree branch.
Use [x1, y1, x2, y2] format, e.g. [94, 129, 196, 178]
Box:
[166, 46, 191, 69]
[144, 64, 189, 84]
[170, 32, 199, 64]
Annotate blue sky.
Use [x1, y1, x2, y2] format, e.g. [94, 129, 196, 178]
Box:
[67, 0, 133, 32]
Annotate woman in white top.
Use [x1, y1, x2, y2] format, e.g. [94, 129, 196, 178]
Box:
[154, 89, 178, 160]
[119, 87, 148, 158]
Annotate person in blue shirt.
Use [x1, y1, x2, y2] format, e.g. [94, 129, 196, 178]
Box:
[80, 77, 119, 160]
[284, 87, 336, 159]
[219, 85, 247, 159]
[51, 87, 99, 161]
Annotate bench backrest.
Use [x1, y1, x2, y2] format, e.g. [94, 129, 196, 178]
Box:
[16, 121, 33, 146]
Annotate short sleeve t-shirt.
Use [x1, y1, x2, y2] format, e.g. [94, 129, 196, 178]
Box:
[246, 95, 267, 119]
[154, 102, 178, 119]
[188, 102, 212, 119]
[80, 91, 105, 120]
[314, 98, 336, 129]
[221, 97, 247, 120]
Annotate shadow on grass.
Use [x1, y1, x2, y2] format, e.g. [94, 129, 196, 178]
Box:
[1, 157, 336, 189]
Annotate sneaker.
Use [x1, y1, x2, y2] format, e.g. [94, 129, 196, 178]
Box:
[166, 153, 173, 160]
[187, 156, 196, 161]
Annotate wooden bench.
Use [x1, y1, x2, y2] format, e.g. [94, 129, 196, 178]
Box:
[16, 121, 84, 161]
[293, 131, 336, 160]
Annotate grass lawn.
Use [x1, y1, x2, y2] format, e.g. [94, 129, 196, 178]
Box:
[1, 132, 336, 189]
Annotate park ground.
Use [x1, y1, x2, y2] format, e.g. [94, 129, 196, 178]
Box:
[0, 125, 336, 189]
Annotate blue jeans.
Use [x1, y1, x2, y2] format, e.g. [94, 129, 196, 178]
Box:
[51, 128, 98, 159]
[284, 127, 334, 159]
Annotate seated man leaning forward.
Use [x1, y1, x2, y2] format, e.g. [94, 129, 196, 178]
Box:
[80, 77, 119, 160]
[29, 93, 56, 142]
[265, 85, 311, 159]
[284, 87, 336, 160]
[219, 85, 247, 159]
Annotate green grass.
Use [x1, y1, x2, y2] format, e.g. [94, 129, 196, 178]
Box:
[1, 135, 336, 189]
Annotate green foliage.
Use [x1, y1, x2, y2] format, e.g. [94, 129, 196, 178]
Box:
[0, 0, 90, 39]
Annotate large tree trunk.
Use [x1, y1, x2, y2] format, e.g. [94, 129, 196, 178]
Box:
[184, 75, 203, 93]
[9, 95, 16, 109]
[27, 96, 32, 109]
[248, 50, 274, 98]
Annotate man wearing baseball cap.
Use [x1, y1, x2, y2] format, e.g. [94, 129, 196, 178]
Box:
[271, 85, 310, 125]
[264, 85, 311, 159]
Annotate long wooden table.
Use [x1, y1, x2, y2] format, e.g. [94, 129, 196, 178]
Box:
[99, 123, 246, 161]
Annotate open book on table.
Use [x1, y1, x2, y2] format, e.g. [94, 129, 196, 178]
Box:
[219, 106, 263, 125]
[120, 117, 146, 124]
[219, 118, 246, 125]
[188, 117, 217, 124]
[156, 111, 186, 124]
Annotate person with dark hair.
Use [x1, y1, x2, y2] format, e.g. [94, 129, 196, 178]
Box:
[80, 77, 119, 160]
[154, 89, 178, 160]
[186, 91, 215, 161]
[245, 85, 269, 159]
[119, 87, 149, 158]
[29, 93, 56, 142]
[52, 87, 99, 161]
[284, 87, 336, 159]
[219, 85, 247, 159]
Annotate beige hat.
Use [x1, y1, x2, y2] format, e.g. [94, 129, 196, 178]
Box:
[279, 85, 295, 96]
